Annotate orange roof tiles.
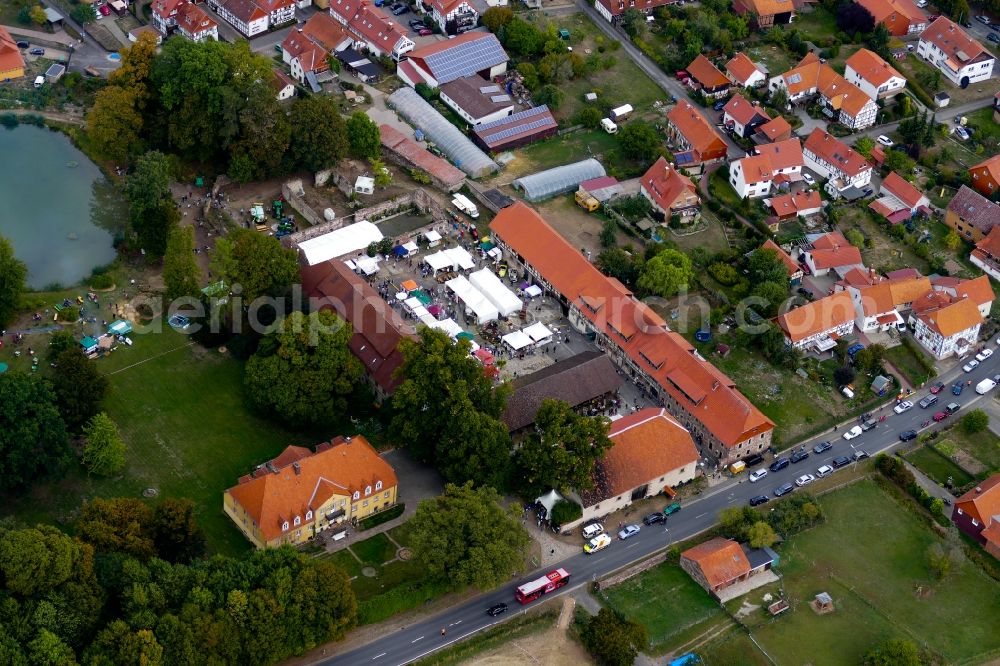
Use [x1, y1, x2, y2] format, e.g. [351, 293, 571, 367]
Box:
[840, 267, 885, 289]
[974, 226, 1000, 261]
[953, 275, 994, 308]
[846, 48, 904, 88]
[886, 276, 931, 306]
[857, 0, 924, 25]
[687, 54, 730, 89]
[955, 473, 1000, 526]
[756, 116, 792, 142]
[856, 283, 895, 316]
[723, 94, 770, 126]
[667, 100, 728, 158]
[737, 0, 795, 15]
[227, 435, 397, 543]
[911, 292, 983, 336]
[804, 128, 871, 179]
[881, 171, 925, 208]
[971, 154, 1000, 188]
[640, 156, 699, 212]
[726, 52, 763, 85]
[921, 17, 993, 70]
[807, 231, 863, 269]
[490, 203, 772, 448]
[778, 54, 873, 117]
[737, 154, 775, 184]
[754, 138, 803, 171]
[768, 190, 822, 216]
[0, 26, 24, 77]
[776, 290, 856, 343]
[762, 239, 800, 277]
[681, 537, 752, 589]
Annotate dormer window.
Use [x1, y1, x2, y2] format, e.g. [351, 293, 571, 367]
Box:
[293, 516, 301, 526]
[375, 481, 383, 491]
[353, 491, 360, 500]
[306, 510, 313, 520]
[282, 521, 289, 531]
[365, 485, 372, 496]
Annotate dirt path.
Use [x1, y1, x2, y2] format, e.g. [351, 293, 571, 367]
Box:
[6, 108, 85, 126]
[461, 600, 593, 666]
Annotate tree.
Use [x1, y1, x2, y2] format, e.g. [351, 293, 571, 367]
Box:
[83, 621, 164, 666]
[0, 372, 72, 492]
[600, 220, 617, 248]
[854, 135, 876, 160]
[87, 86, 144, 164]
[770, 86, 789, 110]
[29, 5, 47, 25]
[883, 149, 915, 176]
[125, 151, 175, 256]
[637, 249, 694, 298]
[346, 111, 381, 160]
[51, 347, 109, 434]
[481, 5, 513, 32]
[70, 2, 95, 24]
[550, 499, 582, 527]
[926, 543, 952, 579]
[748, 248, 790, 284]
[408, 482, 530, 589]
[581, 608, 649, 666]
[943, 230, 962, 251]
[513, 400, 612, 496]
[867, 22, 892, 59]
[620, 8, 646, 37]
[163, 226, 200, 302]
[753, 281, 789, 317]
[0, 525, 88, 596]
[863, 638, 922, 666]
[212, 228, 299, 301]
[370, 158, 392, 188]
[534, 84, 565, 110]
[833, 365, 855, 386]
[244, 310, 365, 427]
[390, 328, 512, 488]
[27, 629, 78, 666]
[289, 96, 348, 172]
[718, 506, 759, 541]
[618, 121, 661, 161]
[75, 498, 155, 560]
[854, 343, 885, 375]
[845, 228, 866, 248]
[501, 17, 544, 57]
[0, 235, 27, 329]
[149, 498, 206, 563]
[747, 521, 778, 549]
[961, 408, 989, 434]
[596, 247, 641, 286]
[574, 106, 603, 130]
[836, 1, 875, 34]
[81, 413, 127, 477]
[517, 62, 539, 90]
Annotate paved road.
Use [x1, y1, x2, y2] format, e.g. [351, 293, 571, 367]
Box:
[321, 342, 1000, 666]
[849, 97, 995, 142]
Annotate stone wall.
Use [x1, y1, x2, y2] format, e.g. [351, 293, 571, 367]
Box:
[599, 552, 670, 587]
[354, 189, 450, 229]
[282, 179, 327, 229]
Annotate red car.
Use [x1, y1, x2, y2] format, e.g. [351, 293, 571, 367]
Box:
[418, 27, 432, 35]
[932, 411, 949, 422]
[99, 4, 111, 15]
[929, 381, 945, 394]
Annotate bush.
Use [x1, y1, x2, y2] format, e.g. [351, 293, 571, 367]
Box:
[960, 409, 989, 434]
[358, 503, 405, 531]
[708, 262, 740, 286]
[766, 494, 824, 537]
[551, 499, 582, 528]
[89, 274, 114, 290]
[356, 579, 451, 625]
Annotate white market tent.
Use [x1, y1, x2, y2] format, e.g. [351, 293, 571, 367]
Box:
[446, 275, 499, 324]
[404, 296, 423, 310]
[431, 318, 464, 337]
[536, 489, 565, 515]
[446, 246, 476, 271]
[524, 285, 543, 298]
[469, 268, 522, 317]
[487, 247, 502, 260]
[524, 321, 553, 343]
[502, 330, 533, 350]
[402, 241, 419, 254]
[356, 255, 380, 275]
[298, 221, 383, 266]
[412, 305, 429, 319]
[424, 230, 442, 246]
[418, 313, 437, 327]
[425, 251, 453, 273]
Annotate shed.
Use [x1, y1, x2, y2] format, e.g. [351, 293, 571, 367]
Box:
[870, 375, 891, 396]
[45, 63, 65, 83]
[512, 158, 607, 202]
[80, 336, 99, 354]
[43, 7, 63, 21]
[108, 320, 132, 336]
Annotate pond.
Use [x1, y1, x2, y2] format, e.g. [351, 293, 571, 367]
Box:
[0, 124, 126, 290]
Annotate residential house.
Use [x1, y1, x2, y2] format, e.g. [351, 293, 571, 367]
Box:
[868, 171, 931, 223]
[730, 154, 776, 199]
[301, 259, 417, 399]
[639, 156, 701, 219]
[917, 17, 995, 87]
[908, 289, 984, 358]
[439, 75, 513, 125]
[776, 290, 857, 350]
[886, 274, 932, 311]
[0, 29, 26, 80]
[761, 239, 803, 284]
[802, 128, 873, 197]
[422, 0, 477, 34]
[396, 32, 507, 87]
[208, 0, 271, 36]
[970, 226, 1000, 283]
[733, 0, 795, 28]
[502, 351, 622, 432]
[855, 0, 927, 36]
[569, 407, 700, 529]
[932, 274, 994, 318]
[844, 48, 907, 99]
[754, 137, 805, 184]
[152, 0, 219, 41]
[969, 154, 1000, 197]
[282, 13, 351, 84]
[849, 282, 903, 332]
[271, 67, 296, 100]
[681, 537, 778, 599]
[722, 94, 771, 138]
[726, 52, 767, 88]
[686, 54, 731, 99]
[594, 0, 675, 24]
[769, 53, 878, 129]
[952, 474, 1000, 559]
[489, 202, 774, 466]
[945, 185, 1000, 241]
[797, 230, 864, 277]
[666, 100, 728, 170]
[329, 0, 415, 61]
[766, 190, 823, 222]
[223, 435, 398, 548]
[754, 116, 793, 144]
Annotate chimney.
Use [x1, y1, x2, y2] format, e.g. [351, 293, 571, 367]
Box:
[293, 462, 301, 475]
[345, 435, 352, 442]
[975, 486, 983, 493]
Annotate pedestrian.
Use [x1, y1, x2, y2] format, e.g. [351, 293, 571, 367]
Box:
[440, 628, 446, 636]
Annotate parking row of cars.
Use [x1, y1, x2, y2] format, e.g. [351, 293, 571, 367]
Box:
[580, 503, 681, 553]
[14, 41, 45, 56]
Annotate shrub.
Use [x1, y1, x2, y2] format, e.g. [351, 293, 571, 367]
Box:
[960, 409, 988, 434]
[551, 499, 582, 527]
[708, 262, 740, 286]
[765, 494, 824, 537]
[358, 503, 405, 531]
[89, 274, 114, 290]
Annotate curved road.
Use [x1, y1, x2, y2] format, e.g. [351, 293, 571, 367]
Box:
[322, 346, 1000, 666]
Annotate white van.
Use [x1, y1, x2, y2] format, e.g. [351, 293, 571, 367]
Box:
[976, 378, 996, 395]
[33, 76, 45, 88]
[581, 522, 604, 539]
[451, 193, 479, 219]
[609, 104, 633, 121]
[600, 118, 618, 134]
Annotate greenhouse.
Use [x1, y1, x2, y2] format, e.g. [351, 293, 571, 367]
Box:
[387, 88, 498, 178]
[512, 159, 607, 202]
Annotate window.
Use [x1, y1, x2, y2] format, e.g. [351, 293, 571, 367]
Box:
[375, 480, 383, 491]
[972, 518, 980, 527]
[353, 491, 360, 500]
[282, 521, 289, 531]
[957, 508, 963, 515]
[363, 500, 369, 507]
[295, 530, 301, 539]
[365, 485, 372, 496]
[293, 516, 301, 526]
[384, 491, 390, 498]
[306, 510, 313, 520]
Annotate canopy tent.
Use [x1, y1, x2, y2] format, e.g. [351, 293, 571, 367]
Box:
[479, 241, 495, 251]
[523, 285, 543, 298]
[402, 241, 419, 254]
[501, 330, 533, 350]
[536, 489, 565, 516]
[431, 318, 464, 337]
[474, 348, 495, 365]
[400, 279, 419, 292]
[424, 230, 442, 245]
[356, 256, 380, 275]
[425, 251, 453, 273]
[80, 336, 99, 353]
[412, 305, 429, 319]
[418, 313, 437, 327]
[395, 291, 408, 301]
[404, 296, 422, 310]
[427, 304, 442, 316]
[446, 275, 499, 324]
[487, 246, 502, 261]
[108, 320, 132, 335]
[298, 221, 383, 266]
[456, 331, 474, 341]
[446, 247, 476, 271]
[392, 245, 408, 256]
[524, 321, 553, 343]
[468, 268, 522, 317]
[0, 362, 8, 374]
[408, 289, 432, 305]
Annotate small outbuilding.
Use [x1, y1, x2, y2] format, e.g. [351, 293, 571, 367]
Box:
[80, 336, 99, 354]
[512, 158, 606, 202]
[354, 176, 375, 195]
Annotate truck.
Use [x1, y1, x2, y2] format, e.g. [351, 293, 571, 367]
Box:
[451, 193, 479, 219]
[515, 568, 570, 604]
[609, 104, 633, 122]
[600, 117, 618, 134]
[976, 378, 997, 394]
[575, 189, 600, 212]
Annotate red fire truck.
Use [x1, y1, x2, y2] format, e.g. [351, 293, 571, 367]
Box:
[514, 568, 570, 604]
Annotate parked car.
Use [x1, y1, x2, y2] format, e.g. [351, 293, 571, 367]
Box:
[581, 522, 604, 539]
[790, 448, 810, 463]
[795, 474, 816, 487]
[976, 14, 992, 24]
[409, 18, 424, 28]
[618, 524, 641, 540]
[989, 32, 1000, 43]
[584, 533, 612, 553]
[98, 4, 111, 15]
[946, 402, 961, 414]
[963, 359, 980, 372]
[852, 450, 870, 461]
[713, 99, 727, 111]
[813, 441, 832, 454]
[919, 394, 939, 409]
[832, 455, 852, 469]
[876, 135, 894, 147]
[976, 348, 994, 362]
[847, 343, 865, 357]
[391, 3, 409, 14]
[930, 381, 945, 394]
[953, 381, 964, 395]
[29, 47, 44, 55]
[749, 469, 768, 482]
[797, 287, 813, 298]
[953, 127, 971, 141]
[770, 457, 790, 471]
[933, 411, 949, 422]
[843, 426, 863, 440]
[774, 483, 795, 497]
[749, 495, 770, 506]
[16, 40, 28, 49]
[663, 502, 682, 516]
[861, 419, 877, 432]
[816, 464, 834, 478]
[487, 603, 508, 616]
[899, 430, 918, 441]
[643, 512, 665, 525]
[802, 172, 816, 186]
[418, 27, 432, 35]
[743, 453, 765, 467]
[894, 400, 913, 414]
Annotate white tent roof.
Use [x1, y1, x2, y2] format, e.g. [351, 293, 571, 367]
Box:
[524, 321, 553, 342]
[446, 275, 499, 324]
[524, 285, 542, 298]
[418, 313, 437, 327]
[404, 296, 422, 310]
[299, 221, 383, 266]
[469, 268, 522, 317]
[424, 230, 442, 242]
[431, 317, 463, 337]
[403, 241, 419, 253]
[356, 255, 380, 275]
[487, 246, 502, 260]
[502, 330, 533, 350]
[425, 250, 453, 272]
[446, 246, 476, 271]
[536, 489, 564, 514]
[412, 305, 429, 319]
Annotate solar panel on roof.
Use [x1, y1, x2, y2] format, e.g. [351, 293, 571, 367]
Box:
[477, 105, 551, 131]
[490, 94, 511, 102]
[480, 117, 554, 144]
[787, 73, 801, 84]
[423, 35, 508, 84]
[479, 85, 500, 93]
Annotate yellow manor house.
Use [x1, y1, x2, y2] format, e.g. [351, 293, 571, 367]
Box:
[224, 434, 398, 549]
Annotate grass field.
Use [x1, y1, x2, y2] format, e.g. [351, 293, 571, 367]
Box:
[884, 343, 934, 387]
[698, 628, 771, 666]
[602, 560, 728, 654]
[906, 444, 976, 488]
[750, 479, 1000, 665]
[790, 7, 838, 43]
[941, 424, 1000, 472]
[509, 128, 620, 178]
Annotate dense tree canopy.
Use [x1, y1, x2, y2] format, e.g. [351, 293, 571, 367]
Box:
[0, 372, 72, 492]
[863, 638, 922, 666]
[124, 151, 177, 257]
[289, 96, 349, 172]
[0, 235, 27, 329]
[51, 347, 109, 434]
[390, 328, 512, 488]
[617, 121, 661, 161]
[81, 413, 127, 477]
[75, 497, 204, 564]
[346, 111, 382, 161]
[748, 248, 790, 285]
[211, 228, 299, 302]
[162, 226, 201, 302]
[409, 482, 530, 589]
[581, 608, 649, 666]
[637, 249, 694, 298]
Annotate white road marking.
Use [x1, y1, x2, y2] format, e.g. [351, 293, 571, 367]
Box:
[372, 653, 386, 660]
[411, 636, 424, 643]
[449, 620, 462, 627]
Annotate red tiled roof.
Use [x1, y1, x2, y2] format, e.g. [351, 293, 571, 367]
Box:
[725, 52, 763, 85]
[723, 93, 770, 126]
[804, 128, 871, 178]
[227, 435, 397, 543]
[756, 116, 792, 142]
[846, 48, 904, 87]
[737, 154, 774, 185]
[177, 2, 216, 35]
[911, 291, 984, 336]
[754, 137, 803, 171]
[667, 100, 727, 157]
[857, 0, 924, 24]
[380, 124, 465, 190]
[776, 290, 856, 343]
[952, 274, 995, 308]
[881, 171, 925, 208]
[921, 17, 993, 70]
[271, 67, 295, 92]
[856, 282, 895, 316]
[687, 54, 730, 89]
[971, 154, 1000, 187]
[973, 226, 1000, 262]
[0, 26, 26, 76]
[427, 0, 471, 16]
[490, 203, 773, 448]
[640, 156, 699, 213]
[886, 276, 931, 306]
[768, 190, 822, 216]
[284, 12, 349, 54]
[762, 239, 800, 277]
[681, 537, 752, 589]
[736, 0, 795, 15]
[808, 230, 863, 269]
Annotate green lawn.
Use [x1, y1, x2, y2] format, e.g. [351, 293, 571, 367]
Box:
[942, 425, 1000, 472]
[699, 628, 772, 666]
[905, 444, 975, 488]
[751, 479, 1000, 664]
[512, 129, 620, 178]
[789, 7, 838, 43]
[350, 532, 397, 566]
[884, 343, 934, 387]
[602, 560, 728, 653]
